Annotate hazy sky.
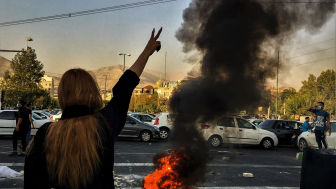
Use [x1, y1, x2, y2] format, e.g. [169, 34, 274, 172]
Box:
[0, 0, 335, 90]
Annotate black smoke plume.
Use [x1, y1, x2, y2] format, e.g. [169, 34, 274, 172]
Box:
[144, 0, 335, 188]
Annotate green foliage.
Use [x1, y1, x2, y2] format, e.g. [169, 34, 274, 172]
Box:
[0, 47, 49, 106]
[276, 69, 335, 118]
[128, 92, 168, 113]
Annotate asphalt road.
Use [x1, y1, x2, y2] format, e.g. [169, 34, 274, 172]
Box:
[0, 136, 302, 189]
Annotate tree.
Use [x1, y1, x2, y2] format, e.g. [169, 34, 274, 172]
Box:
[128, 92, 168, 113]
[0, 47, 48, 106]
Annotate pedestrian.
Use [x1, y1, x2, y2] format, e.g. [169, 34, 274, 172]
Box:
[4, 106, 8, 110]
[307, 102, 331, 149]
[302, 117, 315, 132]
[24, 28, 162, 189]
[8, 100, 30, 156]
[18, 103, 35, 149]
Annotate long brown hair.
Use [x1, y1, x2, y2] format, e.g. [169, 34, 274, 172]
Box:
[45, 68, 103, 188]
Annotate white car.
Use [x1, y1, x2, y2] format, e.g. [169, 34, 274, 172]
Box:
[199, 115, 278, 149]
[0, 110, 52, 136]
[50, 111, 62, 121]
[151, 113, 175, 140]
[297, 121, 336, 151]
[33, 110, 51, 120]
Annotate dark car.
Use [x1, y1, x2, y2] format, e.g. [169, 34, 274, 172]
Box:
[118, 115, 160, 142]
[258, 120, 302, 147]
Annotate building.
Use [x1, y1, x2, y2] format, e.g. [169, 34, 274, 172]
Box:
[101, 92, 112, 101]
[41, 75, 54, 97]
[53, 85, 58, 99]
[157, 87, 174, 99]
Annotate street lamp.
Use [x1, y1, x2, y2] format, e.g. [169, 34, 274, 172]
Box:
[119, 53, 131, 72]
[26, 37, 33, 51]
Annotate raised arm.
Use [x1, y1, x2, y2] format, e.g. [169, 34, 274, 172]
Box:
[307, 105, 317, 112]
[130, 27, 162, 77]
[103, 28, 163, 137]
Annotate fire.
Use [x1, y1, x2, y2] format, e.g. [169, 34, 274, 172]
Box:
[142, 148, 188, 189]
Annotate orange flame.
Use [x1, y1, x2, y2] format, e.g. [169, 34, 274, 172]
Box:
[142, 148, 188, 189]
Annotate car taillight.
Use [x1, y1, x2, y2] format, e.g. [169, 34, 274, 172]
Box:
[50, 116, 53, 121]
[201, 125, 210, 129]
[154, 118, 159, 125]
[292, 133, 296, 138]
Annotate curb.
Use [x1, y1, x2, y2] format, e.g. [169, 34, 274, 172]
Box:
[296, 152, 303, 160]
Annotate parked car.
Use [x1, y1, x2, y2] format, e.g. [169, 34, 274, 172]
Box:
[236, 114, 255, 120]
[50, 109, 61, 115]
[118, 115, 160, 142]
[33, 110, 51, 120]
[151, 113, 175, 140]
[0, 110, 52, 136]
[258, 120, 302, 147]
[199, 115, 278, 149]
[297, 121, 336, 151]
[50, 111, 62, 121]
[249, 119, 264, 126]
[128, 113, 154, 125]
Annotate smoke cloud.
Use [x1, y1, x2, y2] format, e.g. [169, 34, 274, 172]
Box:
[147, 1, 335, 188]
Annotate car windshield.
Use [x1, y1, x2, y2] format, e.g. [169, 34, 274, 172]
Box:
[32, 113, 42, 120]
[153, 113, 162, 120]
[253, 120, 263, 126]
[258, 120, 274, 128]
[42, 112, 51, 117]
[130, 115, 141, 122]
[51, 109, 60, 115]
[242, 115, 255, 119]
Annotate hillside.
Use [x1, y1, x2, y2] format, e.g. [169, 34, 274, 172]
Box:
[0, 56, 12, 77]
[45, 64, 186, 89]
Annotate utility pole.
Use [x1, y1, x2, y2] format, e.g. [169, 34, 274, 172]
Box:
[119, 53, 131, 72]
[102, 74, 110, 100]
[276, 50, 279, 120]
[165, 52, 167, 81]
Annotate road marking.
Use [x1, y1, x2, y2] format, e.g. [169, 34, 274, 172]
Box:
[0, 163, 301, 168]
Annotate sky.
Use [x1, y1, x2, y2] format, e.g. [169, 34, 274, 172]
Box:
[0, 0, 335, 90]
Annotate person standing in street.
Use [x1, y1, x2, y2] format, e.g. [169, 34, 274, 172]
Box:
[302, 117, 315, 132]
[24, 28, 162, 188]
[307, 102, 331, 149]
[9, 100, 30, 156]
[18, 103, 35, 149]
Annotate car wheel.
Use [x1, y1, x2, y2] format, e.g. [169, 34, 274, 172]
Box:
[159, 128, 169, 140]
[299, 139, 307, 152]
[209, 136, 222, 147]
[140, 131, 152, 142]
[261, 138, 273, 149]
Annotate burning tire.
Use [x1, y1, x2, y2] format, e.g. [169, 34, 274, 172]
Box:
[140, 131, 152, 142]
[260, 138, 273, 149]
[159, 128, 169, 140]
[299, 139, 307, 152]
[208, 135, 222, 147]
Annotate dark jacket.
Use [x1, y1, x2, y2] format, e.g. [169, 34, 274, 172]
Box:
[24, 70, 139, 189]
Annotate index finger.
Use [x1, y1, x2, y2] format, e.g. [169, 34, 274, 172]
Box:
[154, 27, 162, 40]
[151, 29, 155, 39]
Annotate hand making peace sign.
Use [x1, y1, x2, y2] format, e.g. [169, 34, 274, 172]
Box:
[143, 27, 162, 56]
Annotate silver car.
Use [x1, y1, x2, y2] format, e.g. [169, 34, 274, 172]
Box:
[118, 115, 160, 142]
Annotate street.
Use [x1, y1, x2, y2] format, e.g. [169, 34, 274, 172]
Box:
[0, 137, 301, 189]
